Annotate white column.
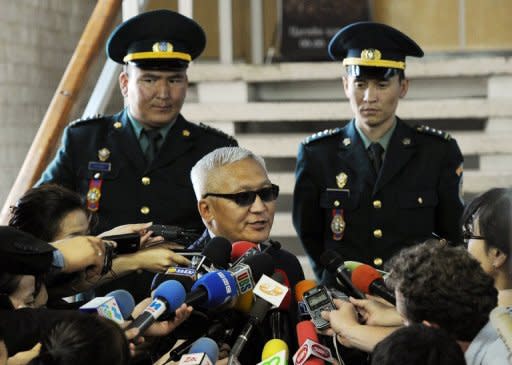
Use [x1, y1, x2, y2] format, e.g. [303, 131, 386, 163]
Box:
[178, 0, 193, 18]
[219, 0, 233, 64]
[250, 0, 264, 64]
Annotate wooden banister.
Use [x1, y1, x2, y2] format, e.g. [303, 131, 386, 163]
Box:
[0, 0, 122, 224]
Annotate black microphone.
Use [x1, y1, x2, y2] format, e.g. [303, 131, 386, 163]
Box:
[320, 250, 365, 299]
[228, 272, 286, 363]
[195, 236, 232, 272]
[267, 269, 292, 345]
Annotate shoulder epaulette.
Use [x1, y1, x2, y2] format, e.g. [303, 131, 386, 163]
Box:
[302, 128, 343, 145]
[199, 123, 237, 144]
[68, 114, 105, 127]
[416, 124, 451, 140]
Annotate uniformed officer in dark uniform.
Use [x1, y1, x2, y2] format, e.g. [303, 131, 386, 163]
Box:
[293, 22, 464, 283]
[37, 10, 237, 301]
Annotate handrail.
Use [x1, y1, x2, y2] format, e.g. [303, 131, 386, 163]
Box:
[0, 0, 122, 224]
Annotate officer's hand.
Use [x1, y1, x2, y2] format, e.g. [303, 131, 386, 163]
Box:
[128, 244, 190, 272]
[349, 296, 402, 326]
[51, 236, 111, 275]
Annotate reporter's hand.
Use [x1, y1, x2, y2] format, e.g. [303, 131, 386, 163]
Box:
[98, 222, 165, 247]
[350, 296, 402, 326]
[320, 299, 359, 345]
[127, 244, 190, 272]
[144, 303, 193, 337]
[51, 236, 111, 276]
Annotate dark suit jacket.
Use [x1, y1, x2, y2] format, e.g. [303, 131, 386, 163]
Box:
[293, 119, 464, 282]
[37, 110, 237, 302]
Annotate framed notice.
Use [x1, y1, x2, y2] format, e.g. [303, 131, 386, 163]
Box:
[278, 0, 370, 61]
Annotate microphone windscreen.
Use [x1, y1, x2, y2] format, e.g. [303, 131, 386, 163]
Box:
[153, 280, 186, 312]
[189, 337, 219, 363]
[202, 237, 232, 269]
[106, 289, 135, 319]
[351, 264, 382, 294]
[234, 290, 254, 313]
[320, 250, 344, 273]
[294, 279, 317, 302]
[261, 339, 289, 360]
[231, 241, 258, 261]
[191, 270, 237, 308]
[242, 252, 275, 282]
[275, 269, 291, 310]
[297, 320, 320, 345]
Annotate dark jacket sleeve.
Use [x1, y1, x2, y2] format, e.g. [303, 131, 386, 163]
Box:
[292, 143, 325, 279]
[36, 126, 76, 189]
[435, 138, 464, 244]
[0, 241, 55, 275]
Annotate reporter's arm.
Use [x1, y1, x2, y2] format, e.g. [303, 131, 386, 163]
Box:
[321, 299, 401, 352]
[349, 297, 403, 326]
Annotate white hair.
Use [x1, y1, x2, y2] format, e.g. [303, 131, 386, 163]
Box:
[190, 147, 267, 200]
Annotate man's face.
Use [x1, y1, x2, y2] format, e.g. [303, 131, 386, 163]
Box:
[343, 74, 408, 130]
[199, 158, 276, 243]
[119, 65, 188, 128]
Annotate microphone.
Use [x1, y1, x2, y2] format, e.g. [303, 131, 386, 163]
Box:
[126, 280, 186, 334]
[233, 290, 254, 313]
[267, 270, 292, 345]
[258, 339, 289, 365]
[230, 252, 275, 295]
[231, 241, 258, 262]
[351, 264, 396, 305]
[79, 294, 129, 324]
[229, 272, 287, 363]
[320, 250, 365, 299]
[295, 279, 317, 320]
[178, 337, 219, 365]
[105, 289, 135, 320]
[294, 321, 334, 365]
[185, 270, 238, 308]
[489, 306, 512, 362]
[197, 236, 232, 271]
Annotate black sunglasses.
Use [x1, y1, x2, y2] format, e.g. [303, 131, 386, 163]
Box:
[203, 184, 279, 206]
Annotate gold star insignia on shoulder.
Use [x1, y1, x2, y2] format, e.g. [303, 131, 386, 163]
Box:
[113, 121, 122, 129]
[342, 138, 351, 146]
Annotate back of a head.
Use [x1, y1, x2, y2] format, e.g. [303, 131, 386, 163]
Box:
[27, 314, 129, 365]
[386, 241, 497, 342]
[371, 324, 465, 365]
[9, 184, 85, 241]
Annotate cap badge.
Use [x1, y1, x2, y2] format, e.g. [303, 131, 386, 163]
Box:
[336, 172, 348, 189]
[361, 48, 382, 61]
[153, 42, 173, 53]
[98, 148, 110, 162]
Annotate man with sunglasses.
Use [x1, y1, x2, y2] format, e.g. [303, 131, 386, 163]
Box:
[293, 22, 464, 284]
[188, 146, 305, 362]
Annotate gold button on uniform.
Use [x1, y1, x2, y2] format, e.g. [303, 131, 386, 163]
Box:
[334, 200, 340, 207]
[140, 206, 150, 215]
[373, 257, 383, 266]
[141, 176, 151, 185]
[373, 229, 383, 238]
[417, 197, 423, 204]
[373, 200, 382, 209]
[113, 121, 122, 129]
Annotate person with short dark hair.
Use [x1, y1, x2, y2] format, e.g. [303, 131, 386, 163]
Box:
[461, 188, 512, 306]
[293, 21, 464, 284]
[371, 324, 466, 365]
[27, 314, 130, 365]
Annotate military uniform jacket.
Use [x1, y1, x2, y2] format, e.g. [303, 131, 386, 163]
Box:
[38, 109, 237, 234]
[293, 119, 464, 281]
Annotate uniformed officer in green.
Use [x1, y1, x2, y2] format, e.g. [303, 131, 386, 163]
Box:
[293, 22, 464, 283]
[38, 9, 237, 301]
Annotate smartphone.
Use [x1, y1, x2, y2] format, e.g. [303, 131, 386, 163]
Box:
[101, 233, 140, 254]
[303, 285, 337, 329]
